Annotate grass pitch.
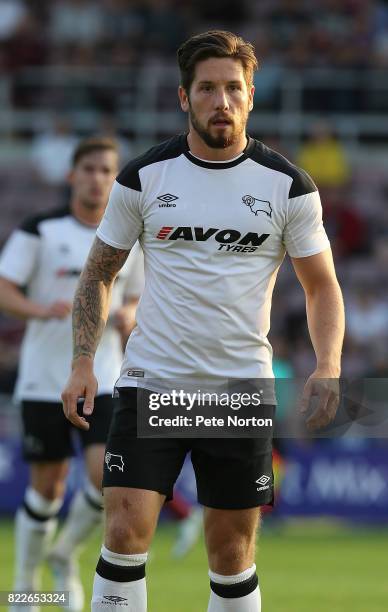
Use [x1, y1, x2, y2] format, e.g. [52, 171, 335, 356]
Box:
[0, 518, 387, 611]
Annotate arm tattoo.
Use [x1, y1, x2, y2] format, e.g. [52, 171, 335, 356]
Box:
[72, 237, 130, 362]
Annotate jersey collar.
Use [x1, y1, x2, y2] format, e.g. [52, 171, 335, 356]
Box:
[182, 134, 255, 169]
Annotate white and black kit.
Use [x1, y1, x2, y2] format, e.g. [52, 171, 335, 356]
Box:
[97, 134, 330, 509]
[0, 206, 144, 460]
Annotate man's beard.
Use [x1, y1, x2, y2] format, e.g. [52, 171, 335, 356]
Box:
[188, 103, 248, 149]
[80, 198, 104, 211]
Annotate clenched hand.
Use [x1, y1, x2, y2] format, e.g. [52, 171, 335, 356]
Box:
[62, 357, 98, 430]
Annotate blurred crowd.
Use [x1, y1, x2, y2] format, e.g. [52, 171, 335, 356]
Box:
[270, 119, 388, 383]
[1, 0, 388, 396]
[1, 0, 388, 75]
[1, 0, 388, 122]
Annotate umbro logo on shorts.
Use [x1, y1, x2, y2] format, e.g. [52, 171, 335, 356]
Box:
[256, 474, 271, 491]
[105, 452, 125, 472]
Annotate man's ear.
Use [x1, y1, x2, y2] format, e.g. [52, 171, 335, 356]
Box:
[248, 85, 255, 112]
[178, 85, 189, 113]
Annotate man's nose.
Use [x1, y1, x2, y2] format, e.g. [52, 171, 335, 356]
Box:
[93, 171, 104, 183]
[214, 88, 229, 110]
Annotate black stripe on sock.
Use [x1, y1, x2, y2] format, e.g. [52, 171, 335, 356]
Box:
[23, 501, 55, 522]
[84, 490, 103, 512]
[210, 573, 258, 599]
[96, 556, 146, 583]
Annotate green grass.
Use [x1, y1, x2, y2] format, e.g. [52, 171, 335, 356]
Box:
[1, 518, 387, 611]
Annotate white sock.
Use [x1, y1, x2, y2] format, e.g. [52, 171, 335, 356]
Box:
[208, 564, 261, 611]
[50, 481, 102, 560]
[92, 546, 148, 611]
[13, 488, 62, 589]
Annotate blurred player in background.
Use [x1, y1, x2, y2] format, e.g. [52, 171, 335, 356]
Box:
[0, 137, 143, 612]
[63, 31, 344, 612]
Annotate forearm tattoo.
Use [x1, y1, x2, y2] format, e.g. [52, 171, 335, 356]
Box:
[72, 237, 130, 361]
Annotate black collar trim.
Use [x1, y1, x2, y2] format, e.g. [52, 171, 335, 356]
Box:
[182, 135, 255, 169]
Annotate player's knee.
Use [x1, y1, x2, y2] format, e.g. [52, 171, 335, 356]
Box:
[34, 480, 66, 501]
[208, 536, 255, 574]
[105, 516, 151, 553]
[30, 461, 69, 500]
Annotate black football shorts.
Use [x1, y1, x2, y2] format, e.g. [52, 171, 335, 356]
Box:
[103, 388, 275, 509]
[21, 394, 116, 461]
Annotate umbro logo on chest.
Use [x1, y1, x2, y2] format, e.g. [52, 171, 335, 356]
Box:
[158, 193, 179, 207]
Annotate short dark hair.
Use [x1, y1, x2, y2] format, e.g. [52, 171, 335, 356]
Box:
[177, 30, 258, 93]
[72, 137, 119, 167]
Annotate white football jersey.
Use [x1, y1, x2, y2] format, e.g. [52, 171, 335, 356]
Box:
[0, 206, 144, 401]
[97, 135, 330, 398]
